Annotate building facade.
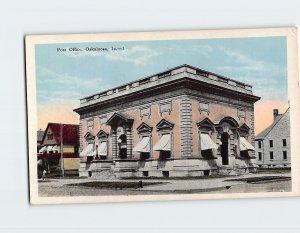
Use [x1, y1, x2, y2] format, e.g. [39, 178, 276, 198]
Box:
[38, 123, 80, 176]
[255, 108, 290, 168]
[74, 64, 260, 178]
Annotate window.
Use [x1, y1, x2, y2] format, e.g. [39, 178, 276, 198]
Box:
[134, 123, 152, 160]
[283, 151, 287, 160]
[269, 140, 273, 148]
[258, 152, 262, 161]
[47, 133, 53, 140]
[283, 139, 287, 147]
[143, 171, 149, 177]
[154, 119, 174, 159]
[258, 141, 262, 149]
[162, 171, 169, 177]
[270, 151, 274, 160]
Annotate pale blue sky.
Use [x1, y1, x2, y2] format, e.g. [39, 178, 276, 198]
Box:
[35, 36, 287, 107]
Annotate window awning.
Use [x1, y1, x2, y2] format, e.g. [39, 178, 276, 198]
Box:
[240, 137, 255, 151]
[80, 144, 94, 157]
[133, 137, 150, 153]
[46, 146, 53, 153]
[38, 146, 47, 153]
[93, 142, 107, 156]
[154, 134, 171, 151]
[52, 145, 58, 151]
[200, 134, 218, 150]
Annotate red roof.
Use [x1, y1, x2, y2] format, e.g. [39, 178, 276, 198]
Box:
[42, 123, 78, 145]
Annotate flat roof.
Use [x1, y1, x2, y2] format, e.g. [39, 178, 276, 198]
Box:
[77, 64, 257, 109]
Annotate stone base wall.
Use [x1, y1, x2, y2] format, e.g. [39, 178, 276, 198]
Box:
[79, 157, 257, 178]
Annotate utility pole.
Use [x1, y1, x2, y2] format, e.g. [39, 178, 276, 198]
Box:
[60, 123, 65, 177]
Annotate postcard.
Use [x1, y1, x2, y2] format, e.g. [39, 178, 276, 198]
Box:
[25, 27, 300, 204]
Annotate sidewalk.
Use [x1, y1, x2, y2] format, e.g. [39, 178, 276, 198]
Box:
[38, 172, 291, 193]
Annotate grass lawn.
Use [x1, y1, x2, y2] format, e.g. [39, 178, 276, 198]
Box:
[67, 181, 165, 189]
[48, 176, 88, 179]
[122, 174, 232, 180]
[225, 176, 291, 184]
[256, 168, 291, 174]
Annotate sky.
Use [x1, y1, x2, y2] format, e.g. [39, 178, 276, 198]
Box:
[35, 36, 288, 135]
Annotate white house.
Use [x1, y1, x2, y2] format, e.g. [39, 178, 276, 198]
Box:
[255, 108, 290, 168]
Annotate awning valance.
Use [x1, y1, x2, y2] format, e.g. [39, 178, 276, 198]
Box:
[133, 137, 150, 153]
[52, 145, 58, 151]
[154, 134, 171, 151]
[38, 146, 47, 153]
[240, 137, 255, 151]
[46, 146, 53, 153]
[93, 142, 107, 156]
[80, 144, 94, 157]
[200, 133, 218, 150]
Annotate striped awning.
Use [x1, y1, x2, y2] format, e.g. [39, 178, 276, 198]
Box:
[52, 145, 58, 152]
[80, 144, 94, 157]
[93, 142, 107, 156]
[46, 146, 53, 153]
[38, 146, 47, 153]
[133, 137, 150, 153]
[154, 134, 171, 151]
[240, 137, 255, 151]
[200, 134, 218, 150]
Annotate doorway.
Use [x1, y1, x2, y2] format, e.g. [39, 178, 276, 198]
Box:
[221, 132, 229, 165]
[118, 134, 127, 159]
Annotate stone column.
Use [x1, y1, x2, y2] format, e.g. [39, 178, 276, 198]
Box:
[111, 128, 118, 160]
[180, 96, 192, 157]
[126, 126, 133, 159]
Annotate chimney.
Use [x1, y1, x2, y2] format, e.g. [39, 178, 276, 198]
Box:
[273, 109, 279, 121]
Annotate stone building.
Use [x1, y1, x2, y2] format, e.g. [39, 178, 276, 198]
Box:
[38, 123, 80, 176]
[74, 64, 260, 178]
[255, 108, 290, 168]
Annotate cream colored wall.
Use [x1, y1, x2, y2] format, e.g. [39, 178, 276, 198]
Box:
[63, 158, 80, 170]
[43, 128, 57, 145]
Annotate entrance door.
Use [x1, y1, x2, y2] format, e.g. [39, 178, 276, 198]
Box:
[118, 134, 127, 159]
[221, 132, 229, 165]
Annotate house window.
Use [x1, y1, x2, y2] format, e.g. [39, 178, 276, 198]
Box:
[283, 151, 287, 160]
[258, 141, 262, 149]
[283, 139, 287, 147]
[258, 152, 262, 161]
[199, 102, 209, 114]
[269, 140, 273, 148]
[47, 133, 53, 140]
[87, 119, 94, 130]
[270, 151, 274, 160]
